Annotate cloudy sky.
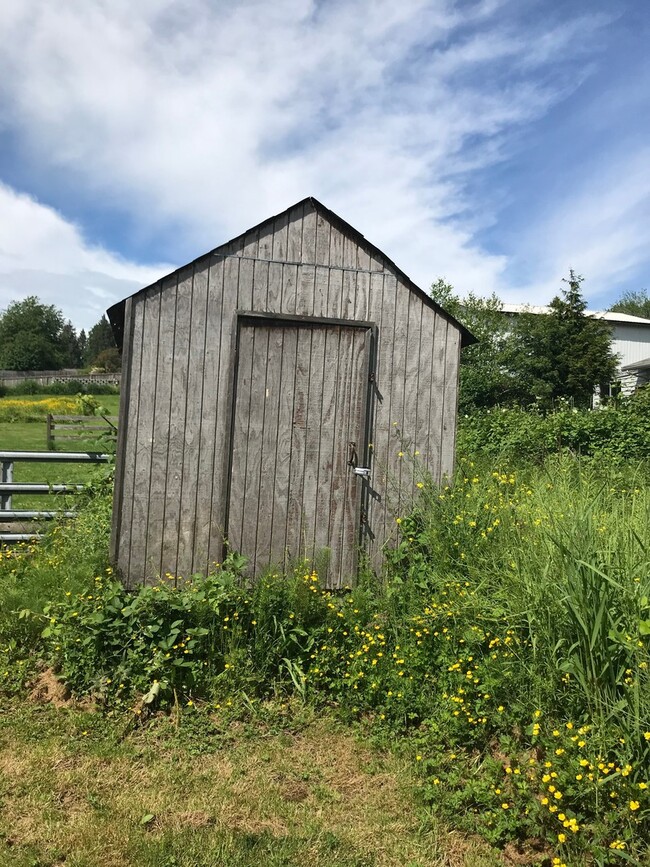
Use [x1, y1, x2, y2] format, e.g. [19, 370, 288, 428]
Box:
[0, 0, 648, 330]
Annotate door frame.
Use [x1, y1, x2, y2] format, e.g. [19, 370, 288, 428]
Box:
[222, 311, 378, 576]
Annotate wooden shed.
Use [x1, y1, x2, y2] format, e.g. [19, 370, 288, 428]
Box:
[107, 197, 473, 588]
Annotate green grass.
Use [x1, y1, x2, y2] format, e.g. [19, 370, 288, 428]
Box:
[0, 394, 119, 510]
[0, 700, 499, 867]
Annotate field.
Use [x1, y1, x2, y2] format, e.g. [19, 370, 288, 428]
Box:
[1, 395, 649, 866]
[0, 394, 120, 511]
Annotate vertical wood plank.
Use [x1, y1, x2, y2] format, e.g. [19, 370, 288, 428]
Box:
[161, 267, 192, 580]
[329, 225, 344, 269]
[428, 313, 447, 484]
[388, 283, 411, 522]
[110, 295, 134, 568]
[414, 308, 435, 473]
[403, 293, 424, 503]
[143, 275, 177, 580]
[325, 325, 349, 584]
[251, 258, 270, 310]
[441, 325, 460, 481]
[258, 222, 273, 260]
[338, 328, 368, 586]
[364, 271, 385, 567]
[301, 204, 317, 264]
[241, 325, 269, 572]
[285, 327, 311, 561]
[266, 261, 283, 313]
[313, 266, 329, 317]
[177, 264, 210, 575]
[116, 294, 144, 584]
[236, 255, 255, 310]
[286, 204, 304, 261]
[301, 326, 326, 565]
[254, 325, 284, 570]
[281, 263, 298, 314]
[311, 325, 340, 583]
[272, 211, 289, 261]
[226, 323, 254, 555]
[373, 273, 397, 553]
[354, 270, 370, 320]
[357, 243, 371, 272]
[270, 325, 298, 566]
[193, 258, 223, 574]
[243, 227, 259, 258]
[315, 211, 331, 267]
[208, 257, 239, 564]
[129, 286, 162, 582]
[326, 266, 343, 318]
[295, 264, 315, 316]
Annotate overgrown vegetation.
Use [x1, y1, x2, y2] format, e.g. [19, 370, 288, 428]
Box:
[2, 394, 650, 864]
[458, 385, 650, 463]
[431, 273, 618, 413]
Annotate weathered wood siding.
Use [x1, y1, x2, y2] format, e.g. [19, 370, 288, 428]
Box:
[112, 200, 462, 586]
[228, 319, 370, 587]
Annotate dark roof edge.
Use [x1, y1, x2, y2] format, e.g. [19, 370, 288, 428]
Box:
[107, 196, 476, 349]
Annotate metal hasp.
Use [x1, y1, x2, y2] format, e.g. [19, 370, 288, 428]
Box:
[353, 466, 371, 478]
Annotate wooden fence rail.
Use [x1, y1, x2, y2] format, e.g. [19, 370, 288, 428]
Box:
[0, 451, 111, 543]
[46, 414, 118, 450]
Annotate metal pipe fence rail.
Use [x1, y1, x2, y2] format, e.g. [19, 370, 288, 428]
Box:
[0, 451, 111, 543]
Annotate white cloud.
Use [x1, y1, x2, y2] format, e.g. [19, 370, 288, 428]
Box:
[0, 183, 170, 330]
[0, 0, 622, 318]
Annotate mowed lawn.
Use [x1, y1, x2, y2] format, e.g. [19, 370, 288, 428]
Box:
[0, 700, 500, 867]
[0, 394, 120, 512]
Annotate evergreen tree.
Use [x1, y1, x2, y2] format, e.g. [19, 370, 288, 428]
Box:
[84, 315, 117, 366]
[78, 329, 87, 362]
[509, 271, 618, 407]
[60, 320, 82, 367]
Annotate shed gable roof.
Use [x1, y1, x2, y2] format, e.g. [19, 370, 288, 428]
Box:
[107, 196, 475, 347]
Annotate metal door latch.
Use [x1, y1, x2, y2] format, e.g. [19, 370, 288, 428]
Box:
[353, 466, 371, 478]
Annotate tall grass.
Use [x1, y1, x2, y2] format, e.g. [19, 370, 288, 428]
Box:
[403, 455, 650, 738]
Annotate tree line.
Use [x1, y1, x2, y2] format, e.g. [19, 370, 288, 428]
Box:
[431, 273, 649, 413]
[0, 296, 119, 372]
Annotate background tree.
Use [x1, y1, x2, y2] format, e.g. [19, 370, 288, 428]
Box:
[60, 320, 82, 367]
[507, 271, 618, 408]
[84, 315, 117, 367]
[609, 288, 650, 320]
[434, 271, 618, 411]
[431, 278, 521, 412]
[91, 347, 122, 372]
[0, 296, 68, 370]
[78, 329, 87, 362]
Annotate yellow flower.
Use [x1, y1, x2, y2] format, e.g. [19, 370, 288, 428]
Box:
[629, 800, 640, 811]
[558, 833, 566, 843]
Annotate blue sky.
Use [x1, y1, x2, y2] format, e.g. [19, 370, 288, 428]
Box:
[0, 0, 648, 330]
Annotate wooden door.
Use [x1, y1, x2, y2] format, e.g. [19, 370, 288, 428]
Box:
[227, 317, 371, 586]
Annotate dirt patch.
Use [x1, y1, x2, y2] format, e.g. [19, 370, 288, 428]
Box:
[175, 810, 215, 829]
[503, 838, 552, 865]
[28, 669, 71, 708]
